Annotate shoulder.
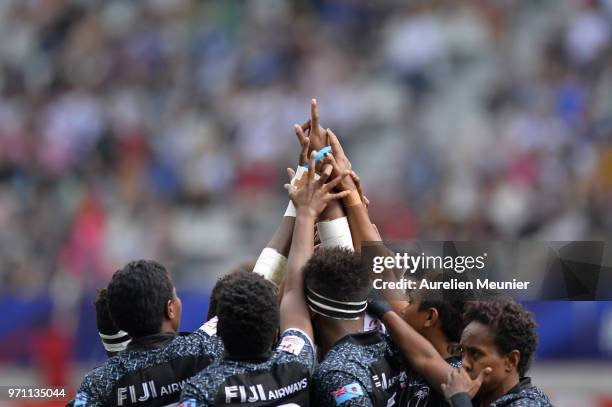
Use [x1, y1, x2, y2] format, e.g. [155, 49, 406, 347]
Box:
[179, 374, 208, 406]
[311, 370, 371, 407]
[494, 385, 553, 407]
[171, 318, 224, 357]
[76, 360, 121, 406]
[272, 328, 316, 371]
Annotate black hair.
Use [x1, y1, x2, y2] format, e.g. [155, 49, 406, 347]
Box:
[207, 273, 235, 321]
[464, 299, 538, 376]
[94, 288, 118, 335]
[303, 247, 370, 304]
[216, 271, 279, 357]
[107, 260, 174, 338]
[418, 273, 474, 342]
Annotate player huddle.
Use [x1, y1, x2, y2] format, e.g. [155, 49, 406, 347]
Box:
[72, 100, 554, 407]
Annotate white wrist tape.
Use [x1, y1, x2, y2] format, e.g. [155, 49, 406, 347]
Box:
[284, 166, 320, 217]
[317, 216, 354, 251]
[284, 201, 297, 217]
[253, 247, 287, 286]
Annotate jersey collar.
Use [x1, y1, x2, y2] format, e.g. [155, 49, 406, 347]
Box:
[126, 332, 177, 351]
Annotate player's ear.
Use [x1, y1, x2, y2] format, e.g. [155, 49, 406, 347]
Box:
[424, 307, 438, 328]
[165, 299, 174, 320]
[505, 350, 520, 373]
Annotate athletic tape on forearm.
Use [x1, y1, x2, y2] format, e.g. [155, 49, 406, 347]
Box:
[317, 216, 354, 251]
[252, 247, 287, 286]
[284, 166, 320, 217]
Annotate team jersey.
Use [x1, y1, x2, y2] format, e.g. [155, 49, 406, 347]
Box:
[179, 328, 315, 406]
[74, 317, 223, 407]
[450, 377, 553, 407]
[311, 330, 403, 407]
[488, 377, 553, 407]
[396, 356, 461, 407]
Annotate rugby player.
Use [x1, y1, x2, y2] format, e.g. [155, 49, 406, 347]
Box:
[179, 152, 351, 406]
[302, 130, 405, 406]
[396, 277, 472, 406]
[74, 260, 223, 407]
[441, 299, 553, 407]
[367, 280, 481, 407]
[318, 126, 480, 406]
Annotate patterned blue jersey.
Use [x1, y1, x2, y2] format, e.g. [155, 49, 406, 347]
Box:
[396, 356, 461, 407]
[75, 318, 223, 407]
[451, 377, 554, 407]
[311, 330, 403, 407]
[489, 378, 553, 407]
[179, 328, 315, 406]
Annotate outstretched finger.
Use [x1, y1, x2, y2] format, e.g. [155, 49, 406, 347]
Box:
[294, 125, 310, 165]
[327, 128, 345, 157]
[317, 163, 333, 187]
[321, 151, 342, 174]
[307, 150, 317, 184]
[475, 367, 492, 386]
[310, 99, 320, 131]
[326, 189, 351, 202]
[350, 170, 367, 207]
[323, 171, 350, 193]
[287, 168, 296, 182]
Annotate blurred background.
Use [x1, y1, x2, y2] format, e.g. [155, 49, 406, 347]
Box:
[0, 0, 611, 405]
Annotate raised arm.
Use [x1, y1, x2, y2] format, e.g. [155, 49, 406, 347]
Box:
[367, 295, 489, 398]
[251, 124, 312, 286]
[279, 151, 351, 338]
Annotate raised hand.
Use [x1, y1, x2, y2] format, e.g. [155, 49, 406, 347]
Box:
[441, 367, 492, 400]
[285, 151, 351, 219]
[301, 99, 328, 153]
[293, 124, 310, 166]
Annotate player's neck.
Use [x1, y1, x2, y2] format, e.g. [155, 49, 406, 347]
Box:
[479, 374, 519, 407]
[160, 320, 177, 335]
[317, 317, 364, 359]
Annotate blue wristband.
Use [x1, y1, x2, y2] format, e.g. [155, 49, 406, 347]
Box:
[303, 146, 332, 168]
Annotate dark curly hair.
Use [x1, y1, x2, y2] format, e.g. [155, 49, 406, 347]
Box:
[207, 272, 237, 321]
[419, 299, 467, 343]
[107, 260, 174, 338]
[464, 299, 538, 376]
[216, 271, 279, 357]
[303, 247, 370, 304]
[94, 287, 118, 335]
[419, 273, 474, 342]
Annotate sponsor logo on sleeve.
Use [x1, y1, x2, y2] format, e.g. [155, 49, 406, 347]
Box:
[277, 335, 305, 356]
[74, 392, 88, 407]
[199, 316, 218, 336]
[333, 382, 364, 405]
[179, 398, 197, 407]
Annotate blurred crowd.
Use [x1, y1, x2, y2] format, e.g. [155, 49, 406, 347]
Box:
[1, 0, 612, 295]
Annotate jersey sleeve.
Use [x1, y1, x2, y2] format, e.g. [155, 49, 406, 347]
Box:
[178, 378, 208, 407]
[74, 376, 103, 407]
[190, 316, 224, 359]
[273, 328, 316, 372]
[311, 370, 373, 407]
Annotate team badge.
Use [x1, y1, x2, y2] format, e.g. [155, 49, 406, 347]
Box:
[333, 382, 364, 405]
[199, 316, 218, 336]
[277, 335, 305, 355]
